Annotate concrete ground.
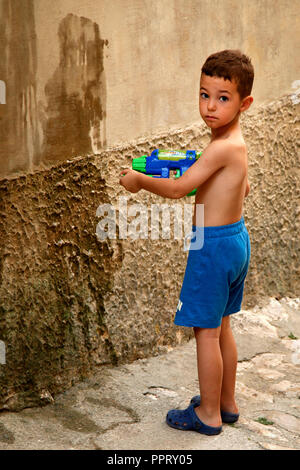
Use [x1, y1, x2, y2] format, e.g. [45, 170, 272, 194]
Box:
[0, 297, 299, 451]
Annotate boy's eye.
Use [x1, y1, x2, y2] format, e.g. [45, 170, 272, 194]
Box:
[219, 96, 229, 102]
[200, 92, 209, 99]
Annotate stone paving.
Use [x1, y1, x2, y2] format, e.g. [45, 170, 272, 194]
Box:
[0, 297, 299, 450]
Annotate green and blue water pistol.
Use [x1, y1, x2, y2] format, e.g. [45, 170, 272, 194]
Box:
[132, 149, 202, 196]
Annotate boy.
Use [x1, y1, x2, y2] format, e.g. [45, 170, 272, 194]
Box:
[120, 50, 254, 436]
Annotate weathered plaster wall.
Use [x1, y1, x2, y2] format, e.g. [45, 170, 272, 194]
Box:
[0, 157, 124, 409]
[0, 0, 299, 176]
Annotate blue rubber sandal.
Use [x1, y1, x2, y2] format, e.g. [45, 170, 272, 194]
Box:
[190, 395, 239, 424]
[166, 404, 222, 436]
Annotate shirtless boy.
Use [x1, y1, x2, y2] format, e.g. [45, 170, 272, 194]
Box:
[120, 50, 254, 436]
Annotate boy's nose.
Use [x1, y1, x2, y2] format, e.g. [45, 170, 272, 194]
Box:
[207, 99, 216, 111]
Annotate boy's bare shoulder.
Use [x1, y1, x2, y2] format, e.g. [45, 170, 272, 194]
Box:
[205, 137, 247, 164]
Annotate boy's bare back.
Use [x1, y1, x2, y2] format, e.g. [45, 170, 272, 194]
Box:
[188, 69, 253, 227]
[194, 131, 249, 227]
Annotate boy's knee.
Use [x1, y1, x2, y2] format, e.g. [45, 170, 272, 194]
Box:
[193, 326, 221, 339]
[221, 316, 231, 328]
[220, 316, 234, 339]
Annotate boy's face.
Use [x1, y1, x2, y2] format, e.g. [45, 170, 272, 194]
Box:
[199, 73, 248, 130]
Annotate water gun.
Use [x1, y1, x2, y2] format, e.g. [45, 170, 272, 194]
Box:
[132, 149, 202, 196]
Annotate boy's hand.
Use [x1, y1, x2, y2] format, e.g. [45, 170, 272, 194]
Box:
[119, 168, 142, 193]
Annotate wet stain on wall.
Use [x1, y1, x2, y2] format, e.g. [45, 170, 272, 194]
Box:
[41, 13, 107, 164]
[0, 0, 40, 175]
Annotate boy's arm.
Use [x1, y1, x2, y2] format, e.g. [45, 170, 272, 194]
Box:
[120, 168, 182, 199]
[120, 141, 231, 198]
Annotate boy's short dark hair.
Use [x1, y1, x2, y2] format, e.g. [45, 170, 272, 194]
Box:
[201, 50, 254, 99]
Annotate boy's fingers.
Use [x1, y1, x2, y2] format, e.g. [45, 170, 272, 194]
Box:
[120, 168, 130, 185]
[120, 168, 130, 177]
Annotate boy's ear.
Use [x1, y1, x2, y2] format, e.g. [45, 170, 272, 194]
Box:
[240, 95, 253, 112]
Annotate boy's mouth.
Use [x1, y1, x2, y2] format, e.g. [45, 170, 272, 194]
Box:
[206, 115, 218, 120]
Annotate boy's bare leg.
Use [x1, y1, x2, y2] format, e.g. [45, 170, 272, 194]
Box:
[193, 326, 223, 427]
[219, 316, 239, 414]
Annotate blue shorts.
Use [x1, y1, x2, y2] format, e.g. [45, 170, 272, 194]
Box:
[174, 216, 251, 329]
